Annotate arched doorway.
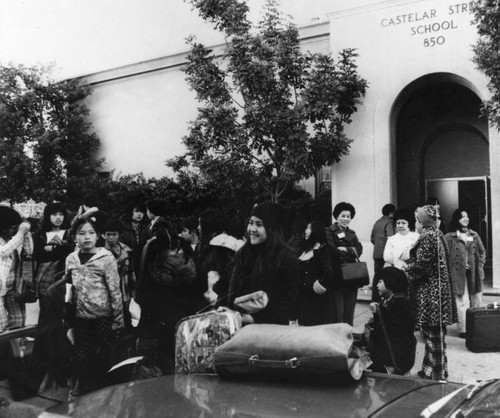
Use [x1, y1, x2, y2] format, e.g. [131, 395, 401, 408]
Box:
[391, 73, 491, 252]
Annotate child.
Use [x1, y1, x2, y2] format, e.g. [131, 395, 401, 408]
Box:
[103, 218, 136, 329]
[33, 202, 73, 300]
[178, 215, 200, 257]
[367, 267, 416, 375]
[66, 218, 124, 397]
[0, 206, 33, 333]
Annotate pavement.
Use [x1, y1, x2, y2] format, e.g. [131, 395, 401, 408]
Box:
[355, 280, 500, 384]
[1, 280, 499, 417]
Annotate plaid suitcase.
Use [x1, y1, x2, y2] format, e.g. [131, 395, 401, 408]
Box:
[175, 308, 241, 374]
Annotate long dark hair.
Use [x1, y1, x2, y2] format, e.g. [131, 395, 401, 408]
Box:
[199, 209, 227, 253]
[41, 202, 70, 232]
[232, 219, 291, 286]
[300, 221, 326, 253]
[448, 208, 468, 232]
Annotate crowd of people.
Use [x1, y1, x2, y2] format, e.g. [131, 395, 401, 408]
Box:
[370, 199, 486, 381]
[0, 195, 486, 398]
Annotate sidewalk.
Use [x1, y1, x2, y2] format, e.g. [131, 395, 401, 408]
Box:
[354, 282, 500, 384]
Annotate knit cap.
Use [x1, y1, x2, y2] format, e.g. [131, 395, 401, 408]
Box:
[416, 205, 439, 228]
[250, 202, 284, 232]
[377, 266, 407, 294]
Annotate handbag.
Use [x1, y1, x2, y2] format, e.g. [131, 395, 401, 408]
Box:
[14, 253, 37, 303]
[175, 307, 242, 374]
[341, 249, 369, 286]
[233, 290, 268, 314]
[214, 323, 372, 383]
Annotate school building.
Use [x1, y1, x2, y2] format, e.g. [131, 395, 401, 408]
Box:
[81, 0, 499, 287]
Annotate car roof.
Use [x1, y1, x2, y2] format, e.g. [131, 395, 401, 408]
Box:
[40, 372, 465, 418]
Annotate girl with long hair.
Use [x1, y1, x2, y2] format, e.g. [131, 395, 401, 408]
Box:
[66, 218, 123, 396]
[0, 207, 33, 333]
[445, 208, 486, 337]
[136, 220, 199, 373]
[297, 220, 338, 325]
[229, 202, 299, 325]
[33, 202, 73, 300]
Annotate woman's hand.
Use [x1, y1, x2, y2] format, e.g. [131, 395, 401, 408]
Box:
[313, 280, 327, 295]
[241, 314, 255, 325]
[49, 235, 63, 245]
[204, 289, 218, 306]
[337, 246, 348, 252]
[18, 221, 31, 235]
[369, 302, 379, 314]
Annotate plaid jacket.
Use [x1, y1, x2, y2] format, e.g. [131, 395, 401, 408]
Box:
[0, 232, 34, 296]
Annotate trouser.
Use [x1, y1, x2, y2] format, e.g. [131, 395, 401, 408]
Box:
[332, 287, 358, 326]
[73, 317, 114, 394]
[420, 325, 448, 381]
[456, 270, 482, 333]
[0, 289, 26, 333]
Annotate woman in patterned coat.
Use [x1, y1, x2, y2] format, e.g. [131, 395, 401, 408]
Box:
[406, 205, 457, 381]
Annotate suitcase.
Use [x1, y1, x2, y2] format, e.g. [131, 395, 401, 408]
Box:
[214, 323, 371, 383]
[175, 308, 242, 374]
[466, 306, 500, 352]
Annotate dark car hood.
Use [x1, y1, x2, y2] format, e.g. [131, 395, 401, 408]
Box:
[40, 373, 464, 418]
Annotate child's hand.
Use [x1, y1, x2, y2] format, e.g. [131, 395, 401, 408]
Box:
[204, 289, 218, 306]
[369, 302, 379, 313]
[207, 271, 220, 287]
[18, 221, 31, 234]
[49, 235, 63, 245]
[313, 280, 327, 295]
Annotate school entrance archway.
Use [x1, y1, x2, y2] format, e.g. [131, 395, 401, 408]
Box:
[391, 73, 491, 253]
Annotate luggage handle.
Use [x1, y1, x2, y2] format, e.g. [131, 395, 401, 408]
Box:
[248, 354, 301, 369]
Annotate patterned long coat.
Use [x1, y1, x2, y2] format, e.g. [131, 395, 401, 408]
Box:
[407, 226, 458, 328]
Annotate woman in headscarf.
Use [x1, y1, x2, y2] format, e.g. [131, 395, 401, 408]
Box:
[406, 205, 457, 380]
[229, 202, 299, 325]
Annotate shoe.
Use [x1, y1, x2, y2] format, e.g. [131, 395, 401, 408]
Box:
[417, 370, 430, 379]
[458, 332, 466, 339]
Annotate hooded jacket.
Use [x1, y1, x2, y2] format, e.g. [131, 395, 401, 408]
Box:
[66, 247, 124, 330]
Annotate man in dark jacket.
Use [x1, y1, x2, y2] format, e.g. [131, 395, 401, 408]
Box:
[370, 204, 395, 302]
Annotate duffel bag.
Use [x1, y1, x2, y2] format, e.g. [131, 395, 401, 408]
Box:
[175, 307, 242, 374]
[214, 323, 371, 383]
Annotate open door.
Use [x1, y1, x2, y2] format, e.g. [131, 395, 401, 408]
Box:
[426, 176, 491, 257]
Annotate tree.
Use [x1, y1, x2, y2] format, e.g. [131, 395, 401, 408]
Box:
[0, 64, 102, 204]
[170, 0, 367, 202]
[472, 1, 500, 128]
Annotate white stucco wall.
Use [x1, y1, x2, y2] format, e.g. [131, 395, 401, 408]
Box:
[327, 0, 500, 286]
[84, 23, 331, 179]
